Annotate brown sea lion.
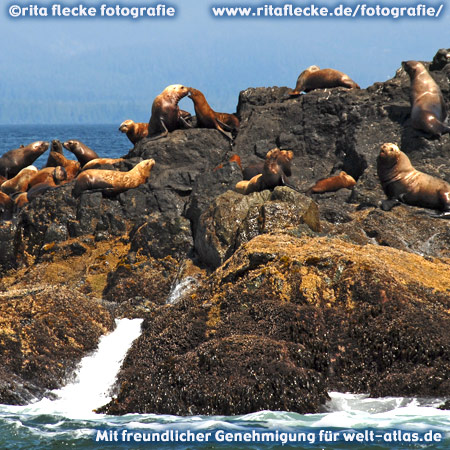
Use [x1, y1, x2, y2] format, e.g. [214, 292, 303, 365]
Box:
[310, 171, 356, 193]
[377, 143, 450, 214]
[290, 66, 360, 96]
[46, 151, 81, 180]
[242, 148, 293, 180]
[402, 60, 450, 136]
[73, 159, 155, 197]
[119, 120, 149, 145]
[236, 149, 295, 195]
[187, 87, 239, 139]
[0, 165, 38, 195]
[82, 158, 125, 171]
[45, 140, 64, 166]
[63, 140, 100, 166]
[28, 166, 67, 189]
[147, 85, 191, 140]
[0, 191, 13, 219]
[0, 141, 49, 178]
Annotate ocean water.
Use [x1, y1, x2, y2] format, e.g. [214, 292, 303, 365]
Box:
[0, 126, 449, 449]
[0, 124, 132, 168]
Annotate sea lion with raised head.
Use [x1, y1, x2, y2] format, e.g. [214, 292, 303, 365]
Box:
[310, 171, 356, 193]
[377, 143, 450, 215]
[73, 159, 155, 197]
[187, 87, 239, 139]
[236, 149, 295, 195]
[63, 140, 99, 166]
[119, 120, 149, 145]
[0, 141, 49, 178]
[147, 85, 191, 140]
[0, 165, 38, 195]
[242, 148, 293, 181]
[290, 66, 360, 96]
[45, 140, 64, 167]
[402, 60, 450, 136]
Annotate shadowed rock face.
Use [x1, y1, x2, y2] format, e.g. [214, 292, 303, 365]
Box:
[0, 50, 449, 412]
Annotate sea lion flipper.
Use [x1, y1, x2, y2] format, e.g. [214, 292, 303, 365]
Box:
[179, 115, 193, 129]
[216, 119, 233, 132]
[426, 211, 450, 219]
[216, 126, 233, 141]
[147, 120, 169, 141]
[380, 198, 401, 211]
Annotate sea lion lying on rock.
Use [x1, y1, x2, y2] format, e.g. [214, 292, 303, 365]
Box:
[73, 159, 156, 197]
[377, 143, 450, 217]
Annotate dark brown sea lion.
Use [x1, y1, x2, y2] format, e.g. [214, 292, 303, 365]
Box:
[119, 120, 149, 145]
[0, 165, 38, 195]
[147, 85, 191, 140]
[377, 143, 450, 215]
[290, 65, 360, 96]
[45, 140, 64, 166]
[46, 151, 81, 180]
[82, 158, 125, 171]
[73, 159, 155, 197]
[63, 140, 100, 166]
[28, 166, 67, 189]
[310, 171, 356, 193]
[0, 141, 49, 178]
[402, 60, 450, 136]
[0, 191, 13, 219]
[187, 87, 239, 139]
[429, 48, 450, 71]
[236, 149, 294, 194]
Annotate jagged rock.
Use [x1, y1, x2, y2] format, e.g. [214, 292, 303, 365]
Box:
[0, 285, 113, 404]
[195, 187, 320, 268]
[100, 234, 450, 415]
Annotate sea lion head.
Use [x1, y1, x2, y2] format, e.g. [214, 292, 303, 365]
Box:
[305, 65, 320, 73]
[378, 143, 401, 163]
[187, 87, 202, 99]
[290, 66, 321, 96]
[402, 60, 423, 77]
[53, 166, 68, 184]
[32, 141, 50, 152]
[63, 140, 77, 151]
[163, 84, 190, 102]
[119, 119, 134, 133]
[136, 159, 156, 178]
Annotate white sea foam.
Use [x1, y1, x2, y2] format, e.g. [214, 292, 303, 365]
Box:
[4, 318, 143, 420]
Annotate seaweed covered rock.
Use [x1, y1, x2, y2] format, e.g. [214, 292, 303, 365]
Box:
[100, 234, 450, 415]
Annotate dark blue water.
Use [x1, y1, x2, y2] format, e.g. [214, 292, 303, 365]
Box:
[0, 124, 132, 169]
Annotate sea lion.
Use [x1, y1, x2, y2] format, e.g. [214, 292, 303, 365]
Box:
[290, 66, 360, 96]
[242, 148, 293, 180]
[402, 60, 450, 136]
[236, 149, 295, 195]
[82, 158, 125, 171]
[0, 191, 13, 219]
[46, 151, 81, 180]
[73, 159, 155, 197]
[28, 166, 67, 189]
[63, 140, 99, 166]
[119, 120, 149, 145]
[0, 141, 49, 178]
[377, 143, 450, 214]
[429, 48, 450, 71]
[0, 165, 38, 195]
[147, 85, 191, 140]
[45, 140, 64, 167]
[187, 87, 239, 139]
[310, 171, 356, 193]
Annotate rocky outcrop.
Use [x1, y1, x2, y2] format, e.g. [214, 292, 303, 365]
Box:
[100, 234, 450, 415]
[0, 50, 449, 412]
